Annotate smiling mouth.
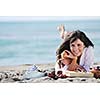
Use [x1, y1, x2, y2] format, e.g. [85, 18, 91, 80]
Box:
[73, 52, 80, 56]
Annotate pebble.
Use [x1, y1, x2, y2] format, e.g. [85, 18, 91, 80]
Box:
[0, 69, 100, 83]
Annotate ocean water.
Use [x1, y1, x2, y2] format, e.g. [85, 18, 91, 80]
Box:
[0, 20, 100, 66]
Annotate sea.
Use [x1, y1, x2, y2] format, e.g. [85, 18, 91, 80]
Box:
[0, 19, 100, 66]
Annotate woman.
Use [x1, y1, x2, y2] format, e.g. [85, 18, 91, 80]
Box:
[55, 25, 94, 76]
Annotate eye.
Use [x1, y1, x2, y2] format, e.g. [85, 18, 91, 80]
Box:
[77, 44, 82, 47]
[71, 44, 75, 47]
[77, 44, 81, 47]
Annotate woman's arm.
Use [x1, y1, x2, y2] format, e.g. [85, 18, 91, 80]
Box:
[67, 57, 78, 71]
[67, 46, 94, 72]
[61, 50, 78, 71]
[61, 50, 86, 71]
[67, 58, 87, 72]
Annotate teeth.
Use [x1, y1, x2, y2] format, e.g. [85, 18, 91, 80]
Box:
[74, 53, 79, 56]
[74, 53, 78, 54]
[74, 52, 79, 54]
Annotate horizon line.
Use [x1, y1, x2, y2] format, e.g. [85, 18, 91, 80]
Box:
[0, 16, 100, 22]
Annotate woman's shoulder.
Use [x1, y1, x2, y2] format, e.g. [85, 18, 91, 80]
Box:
[84, 46, 94, 56]
[85, 46, 94, 51]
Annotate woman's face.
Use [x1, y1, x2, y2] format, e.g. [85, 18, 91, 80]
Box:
[70, 39, 85, 57]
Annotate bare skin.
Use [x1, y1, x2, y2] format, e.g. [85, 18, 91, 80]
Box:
[57, 25, 73, 40]
[57, 25, 65, 39]
[60, 38, 86, 71]
[56, 25, 87, 73]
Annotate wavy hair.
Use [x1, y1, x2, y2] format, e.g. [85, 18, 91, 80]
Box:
[56, 30, 94, 60]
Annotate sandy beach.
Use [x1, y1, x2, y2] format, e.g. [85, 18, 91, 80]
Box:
[0, 63, 100, 83]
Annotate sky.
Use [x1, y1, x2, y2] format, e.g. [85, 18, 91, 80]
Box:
[0, 16, 100, 21]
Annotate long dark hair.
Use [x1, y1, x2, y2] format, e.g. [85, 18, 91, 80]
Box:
[56, 30, 94, 60]
[70, 30, 94, 47]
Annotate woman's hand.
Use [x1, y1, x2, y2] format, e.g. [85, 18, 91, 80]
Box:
[67, 63, 78, 71]
[75, 65, 86, 72]
[61, 50, 76, 59]
[68, 64, 86, 72]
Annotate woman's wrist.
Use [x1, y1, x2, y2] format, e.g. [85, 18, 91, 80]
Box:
[73, 57, 77, 62]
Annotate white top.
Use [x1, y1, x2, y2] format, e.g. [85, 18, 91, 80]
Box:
[79, 46, 94, 72]
[55, 46, 94, 74]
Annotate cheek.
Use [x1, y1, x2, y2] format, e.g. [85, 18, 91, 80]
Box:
[70, 46, 84, 56]
[70, 47, 73, 51]
[79, 47, 84, 52]
[70, 47, 75, 53]
[70, 48, 76, 55]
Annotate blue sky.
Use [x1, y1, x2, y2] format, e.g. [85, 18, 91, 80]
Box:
[0, 16, 100, 21]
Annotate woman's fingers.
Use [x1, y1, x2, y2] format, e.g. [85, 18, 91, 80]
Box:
[61, 50, 75, 59]
[61, 51, 67, 59]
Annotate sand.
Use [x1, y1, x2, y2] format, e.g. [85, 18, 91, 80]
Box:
[0, 63, 100, 83]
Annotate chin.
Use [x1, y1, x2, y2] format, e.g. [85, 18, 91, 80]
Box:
[73, 53, 81, 57]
